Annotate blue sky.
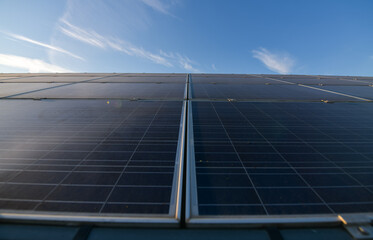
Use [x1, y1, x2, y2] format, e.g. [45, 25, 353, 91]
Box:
[0, 0, 372, 75]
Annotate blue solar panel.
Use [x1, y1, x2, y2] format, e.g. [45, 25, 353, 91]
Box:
[190, 101, 373, 216]
[0, 98, 184, 217]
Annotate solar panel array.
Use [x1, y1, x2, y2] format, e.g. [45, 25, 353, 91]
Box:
[0, 73, 372, 225]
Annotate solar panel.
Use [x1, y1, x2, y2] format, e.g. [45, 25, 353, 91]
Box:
[7, 83, 185, 100]
[0, 100, 184, 217]
[191, 74, 373, 86]
[188, 101, 373, 216]
[0, 83, 65, 98]
[90, 75, 187, 83]
[0, 77, 102, 83]
[191, 75, 280, 84]
[191, 84, 361, 101]
[266, 77, 372, 86]
[0, 74, 186, 83]
[320, 86, 373, 100]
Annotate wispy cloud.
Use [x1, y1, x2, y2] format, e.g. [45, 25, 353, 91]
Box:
[177, 55, 199, 72]
[140, 0, 175, 17]
[59, 19, 199, 71]
[3, 32, 84, 61]
[59, 19, 172, 67]
[252, 47, 295, 74]
[211, 64, 217, 71]
[114, 39, 173, 67]
[160, 50, 200, 72]
[59, 19, 106, 49]
[0, 54, 71, 72]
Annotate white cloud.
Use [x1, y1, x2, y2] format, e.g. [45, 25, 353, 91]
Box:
[252, 47, 295, 74]
[0, 54, 71, 73]
[211, 64, 217, 71]
[4, 32, 84, 61]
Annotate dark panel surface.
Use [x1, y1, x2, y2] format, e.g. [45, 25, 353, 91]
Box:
[9, 83, 185, 100]
[267, 76, 373, 86]
[321, 86, 373, 100]
[0, 73, 186, 83]
[0, 76, 100, 83]
[0, 100, 182, 215]
[192, 75, 281, 84]
[191, 84, 358, 101]
[0, 83, 65, 98]
[192, 101, 373, 215]
[192, 74, 373, 86]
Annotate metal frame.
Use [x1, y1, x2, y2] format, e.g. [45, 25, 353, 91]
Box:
[169, 74, 188, 221]
[185, 74, 200, 222]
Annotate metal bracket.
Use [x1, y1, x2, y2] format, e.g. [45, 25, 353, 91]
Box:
[339, 214, 373, 240]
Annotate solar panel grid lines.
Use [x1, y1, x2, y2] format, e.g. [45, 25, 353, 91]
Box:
[3, 83, 185, 100]
[191, 83, 371, 102]
[0, 76, 186, 225]
[236, 103, 373, 209]
[265, 75, 373, 86]
[33, 101, 147, 213]
[207, 102, 270, 215]
[228, 102, 336, 214]
[1, 73, 373, 227]
[0, 74, 124, 99]
[0, 101, 182, 218]
[98, 101, 167, 213]
[187, 102, 369, 218]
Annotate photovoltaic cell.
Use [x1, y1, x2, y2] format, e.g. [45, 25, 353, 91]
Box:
[320, 86, 373, 100]
[192, 74, 373, 86]
[192, 75, 282, 84]
[191, 84, 358, 101]
[0, 76, 101, 83]
[9, 83, 185, 100]
[90, 75, 186, 83]
[266, 75, 373, 86]
[191, 101, 373, 215]
[0, 83, 65, 98]
[0, 74, 186, 83]
[0, 99, 183, 216]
